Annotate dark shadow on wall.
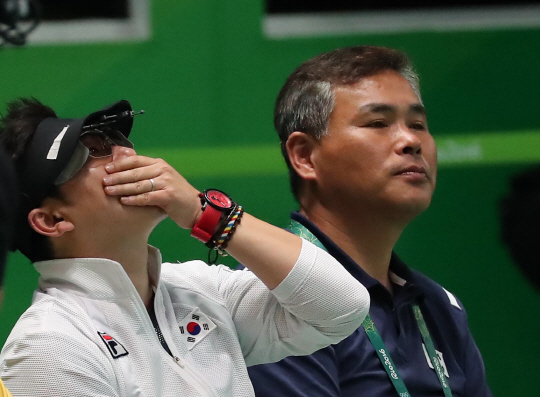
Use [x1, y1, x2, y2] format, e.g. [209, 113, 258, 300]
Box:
[500, 164, 540, 292]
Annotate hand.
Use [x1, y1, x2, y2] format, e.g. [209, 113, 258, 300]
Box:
[102, 153, 202, 229]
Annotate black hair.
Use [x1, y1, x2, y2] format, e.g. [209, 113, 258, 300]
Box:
[0, 97, 60, 262]
[275, 45, 420, 200]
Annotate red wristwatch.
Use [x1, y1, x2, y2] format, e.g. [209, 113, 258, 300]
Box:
[191, 189, 236, 243]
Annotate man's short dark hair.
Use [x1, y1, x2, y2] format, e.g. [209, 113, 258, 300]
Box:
[274, 45, 421, 200]
[0, 98, 60, 262]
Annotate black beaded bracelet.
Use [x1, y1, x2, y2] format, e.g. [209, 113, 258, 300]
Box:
[207, 206, 244, 264]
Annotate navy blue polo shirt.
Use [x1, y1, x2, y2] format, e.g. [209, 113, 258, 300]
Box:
[243, 212, 491, 397]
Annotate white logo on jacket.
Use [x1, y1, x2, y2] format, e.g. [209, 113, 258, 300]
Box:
[422, 344, 449, 378]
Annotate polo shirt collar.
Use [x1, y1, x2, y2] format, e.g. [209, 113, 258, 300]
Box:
[290, 211, 423, 299]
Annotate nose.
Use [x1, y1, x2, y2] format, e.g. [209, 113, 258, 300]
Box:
[111, 145, 137, 162]
[396, 126, 422, 156]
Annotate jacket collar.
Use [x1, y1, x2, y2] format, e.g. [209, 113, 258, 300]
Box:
[290, 212, 422, 299]
[34, 245, 162, 300]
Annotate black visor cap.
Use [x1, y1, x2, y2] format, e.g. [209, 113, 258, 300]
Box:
[13, 100, 133, 259]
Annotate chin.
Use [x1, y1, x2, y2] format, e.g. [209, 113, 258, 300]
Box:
[398, 196, 432, 216]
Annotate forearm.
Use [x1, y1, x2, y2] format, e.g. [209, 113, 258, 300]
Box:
[230, 239, 370, 365]
[270, 239, 369, 331]
[224, 213, 302, 290]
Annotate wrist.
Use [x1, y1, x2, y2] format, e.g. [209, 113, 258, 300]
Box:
[190, 193, 203, 229]
[190, 189, 236, 244]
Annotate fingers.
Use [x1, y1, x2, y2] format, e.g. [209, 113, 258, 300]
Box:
[103, 155, 203, 229]
[104, 177, 158, 196]
[103, 163, 157, 187]
[103, 155, 170, 206]
[105, 154, 158, 174]
[117, 187, 171, 210]
[118, 190, 173, 215]
[103, 155, 164, 197]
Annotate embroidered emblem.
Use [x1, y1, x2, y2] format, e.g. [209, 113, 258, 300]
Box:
[98, 332, 129, 359]
[422, 344, 449, 378]
[179, 308, 216, 350]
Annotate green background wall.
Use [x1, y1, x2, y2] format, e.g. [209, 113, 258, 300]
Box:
[1, 1, 540, 395]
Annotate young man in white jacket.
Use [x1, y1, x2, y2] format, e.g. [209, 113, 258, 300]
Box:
[0, 146, 16, 397]
[0, 98, 369, 397]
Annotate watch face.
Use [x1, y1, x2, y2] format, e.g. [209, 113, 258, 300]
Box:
[205, 189, 233, 210]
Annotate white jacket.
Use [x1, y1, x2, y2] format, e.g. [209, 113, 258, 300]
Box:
[0, 240, 369, 397]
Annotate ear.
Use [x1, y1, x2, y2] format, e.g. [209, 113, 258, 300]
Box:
[28, 208, 74, 238]
[285, 131, 319, 181]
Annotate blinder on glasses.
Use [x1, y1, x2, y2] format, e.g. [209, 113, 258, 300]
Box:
[54, 128, 135, 185]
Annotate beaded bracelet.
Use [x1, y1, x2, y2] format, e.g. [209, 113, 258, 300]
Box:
[216, 205, 244, 248]
[207, 206, 244, 264]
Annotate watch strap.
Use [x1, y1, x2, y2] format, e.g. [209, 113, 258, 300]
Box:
[191, 202, 223, 243]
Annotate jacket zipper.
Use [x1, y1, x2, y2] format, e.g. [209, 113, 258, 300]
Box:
[151, 286, 219, 397]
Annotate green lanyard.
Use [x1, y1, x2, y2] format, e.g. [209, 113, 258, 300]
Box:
[289, 220, 453, 397]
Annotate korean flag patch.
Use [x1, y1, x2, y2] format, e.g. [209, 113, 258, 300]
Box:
[98, 332, 129, 359]
[179, 308, 216, 350]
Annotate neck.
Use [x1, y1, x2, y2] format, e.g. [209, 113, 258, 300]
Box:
[299, 201, 408, 292]
[56, 233, 154, 307]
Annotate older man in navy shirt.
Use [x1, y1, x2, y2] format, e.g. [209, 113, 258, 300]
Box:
[244, 46, 491, 396]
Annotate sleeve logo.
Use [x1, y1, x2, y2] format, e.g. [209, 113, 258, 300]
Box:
[178, 308, 216, 350]
[98, 331, 129, 359]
